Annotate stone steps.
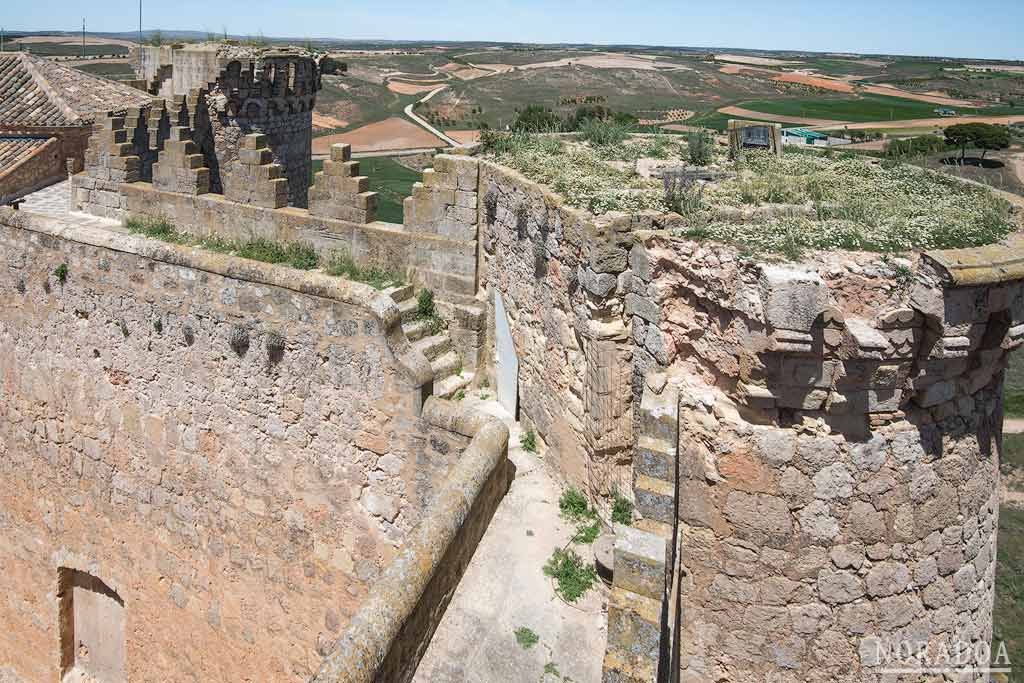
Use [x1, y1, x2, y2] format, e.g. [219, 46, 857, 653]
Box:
[431, 350, 463, 379]
[403, 319, 431, 343]
[415, 333, 452, 362]
[383, 284, 413, 304]
[435, 371, 474, 400]
[397, 297, 419, 324]
[389, 285, 471, 400]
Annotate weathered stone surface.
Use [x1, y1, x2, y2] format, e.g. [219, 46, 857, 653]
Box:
[758, 265, 828, 332]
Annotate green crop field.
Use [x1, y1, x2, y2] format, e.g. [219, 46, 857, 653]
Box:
[73, 62, 137, 80]
[310, 156, 419, 223]
[793, 58, 888, 78]
[734, 93, 950, 122]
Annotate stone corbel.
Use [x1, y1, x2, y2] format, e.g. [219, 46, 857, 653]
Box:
[758, 265, 829, 356]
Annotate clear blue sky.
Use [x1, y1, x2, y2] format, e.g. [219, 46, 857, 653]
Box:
[6, 0, 1024, 60]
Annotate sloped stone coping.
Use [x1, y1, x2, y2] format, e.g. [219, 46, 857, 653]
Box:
[312, 397, 511, 683]
[924, 231, 1024, 285]
[0, 206, 434, 402]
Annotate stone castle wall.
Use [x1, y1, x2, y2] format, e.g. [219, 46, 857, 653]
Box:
[0, 209, 473, 682]
[477, 159, 675, 506]
[0, 137, 64, 205]
[632, 233, 1023, 682]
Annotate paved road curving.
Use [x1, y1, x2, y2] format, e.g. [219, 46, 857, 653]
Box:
[404, 86, 460, 148]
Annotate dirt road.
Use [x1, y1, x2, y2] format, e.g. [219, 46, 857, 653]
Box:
[806, 114, 1024, 131]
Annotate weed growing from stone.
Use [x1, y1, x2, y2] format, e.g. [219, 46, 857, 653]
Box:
[479, 391, 491, 400]
[520, 430, 538, 453]
[514, 626, 539, 650]
[572, 521, 600, 545]
[454, 389, 466, 401]
[543, 548, 596, 602]
[544, 662, 560, 677]
[558, 488, 594, 522]
[152, 319, 163, 334]
[410, 288, 446, 335]
[324, 251, 403, 290]
[118, 320, 130, 338]
[611, 492, 634, 526]
[53, 263, 68, 285]
[125, 215, 404, 287]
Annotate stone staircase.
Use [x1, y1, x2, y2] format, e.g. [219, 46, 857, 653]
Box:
[386, 285, 475, 400]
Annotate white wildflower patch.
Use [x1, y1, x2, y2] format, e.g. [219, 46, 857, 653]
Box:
[482, 134, 1014, 254]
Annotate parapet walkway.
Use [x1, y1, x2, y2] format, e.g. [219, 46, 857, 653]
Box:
[413, 397, 608, 683]
[18, 180, 120, 230]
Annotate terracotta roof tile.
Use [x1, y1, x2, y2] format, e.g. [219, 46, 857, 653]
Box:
[0, 53, 152, 128]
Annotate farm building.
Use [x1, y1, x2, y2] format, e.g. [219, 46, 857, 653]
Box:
[782, 127, 852, 147]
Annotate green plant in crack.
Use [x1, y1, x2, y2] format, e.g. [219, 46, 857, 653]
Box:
[543, 548, 596, 602]
[558, 488, 594, 522]
[514, 626, 539, 650]
[54, 263, 69, 285]
[611, 492, 634, 526]
[559, 488, 601, 545]
[520, 429, 538, 453]
[413, 288, 446, 334]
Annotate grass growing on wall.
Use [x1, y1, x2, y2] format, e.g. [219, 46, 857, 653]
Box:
[123, 215, 403, 289]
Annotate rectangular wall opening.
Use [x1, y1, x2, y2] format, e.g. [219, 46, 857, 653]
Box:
[58, 568, 126, 683]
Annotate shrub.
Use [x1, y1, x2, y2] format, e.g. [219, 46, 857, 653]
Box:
[687, 129, 714, 166]
[513, 105, 563, 132]
[572, 521, 600, 545]
[54, 263, 68, 285]
[543, 548, 597, 602]
[664, 170, 706, 219]
[579, 118, 630, 147]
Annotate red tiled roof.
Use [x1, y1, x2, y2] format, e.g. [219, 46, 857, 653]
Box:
[0, 52, 152, 128]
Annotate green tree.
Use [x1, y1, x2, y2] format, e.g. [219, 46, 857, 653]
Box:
[513, 105, 563, 132]
[944, 123, 1011, 162]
